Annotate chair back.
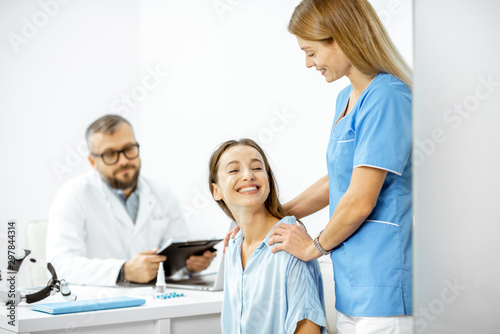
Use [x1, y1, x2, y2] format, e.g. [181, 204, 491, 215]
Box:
[319, 258, 337, 333]
[24, 220, 49, 286]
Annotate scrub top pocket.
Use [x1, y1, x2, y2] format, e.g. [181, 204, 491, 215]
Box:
[332, 133, 356, 193]
[342, 221, 403, 288]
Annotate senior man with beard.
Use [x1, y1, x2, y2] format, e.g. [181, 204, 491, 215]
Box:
[47, 115, 215, 286]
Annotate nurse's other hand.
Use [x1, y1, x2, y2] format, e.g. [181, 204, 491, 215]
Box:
[268, 223, 321, 261]
[186, 251, 217, 272]
[223, 226, 240, 253]
[124, 248, 167, 283]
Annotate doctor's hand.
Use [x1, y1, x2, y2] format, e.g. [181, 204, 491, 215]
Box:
[268, 223, 321, 262]
[124, 248, 167, 283]
[222, 226, 240, 253]
[186, 251, 217, 272]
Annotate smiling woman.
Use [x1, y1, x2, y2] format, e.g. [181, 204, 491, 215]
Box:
[266, 0, 414, 333]
[208, 138, 287, 223]
[208, 138, 327, 334]
[298, 37, 352, 83]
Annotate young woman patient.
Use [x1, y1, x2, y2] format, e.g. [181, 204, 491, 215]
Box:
[209, 138, 327, 334]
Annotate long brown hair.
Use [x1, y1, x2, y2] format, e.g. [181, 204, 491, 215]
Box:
[208, 139, 289, 222]
[289, 0, 412, 89]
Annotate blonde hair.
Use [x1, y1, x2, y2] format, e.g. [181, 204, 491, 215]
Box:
[289, 0, 412, 89]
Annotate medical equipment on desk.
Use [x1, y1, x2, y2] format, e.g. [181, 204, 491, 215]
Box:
[156, 292, 184, 299]
[0, 249, 76, 306]
[156, 261, 167, 293]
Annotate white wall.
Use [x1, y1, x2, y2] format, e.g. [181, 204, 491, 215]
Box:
[137, 0, 413, 239]
[413, 1, 500, 332]
[0, 0, 412, 273]
[0, 0, 142, 272]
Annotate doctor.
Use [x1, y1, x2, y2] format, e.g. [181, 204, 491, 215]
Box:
[47, 115, 216, 286]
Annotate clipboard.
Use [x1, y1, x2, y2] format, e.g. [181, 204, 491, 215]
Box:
[31, 296, 146, 315]
[157, 239, 222, 276]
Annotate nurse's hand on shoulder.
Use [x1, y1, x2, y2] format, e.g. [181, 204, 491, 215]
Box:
[186, 251, 217, 272]
[268, 223, 322, 262]
[124, 248, 166, 283]
[222, 226, 240, 253]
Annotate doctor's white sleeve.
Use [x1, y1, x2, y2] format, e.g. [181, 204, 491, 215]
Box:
[46, 183, 124, 286]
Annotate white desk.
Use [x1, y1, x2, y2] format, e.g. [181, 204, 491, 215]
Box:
[0, 285, 223, 334]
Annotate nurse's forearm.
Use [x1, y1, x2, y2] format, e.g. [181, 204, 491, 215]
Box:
[317, 192, 372, 251]
[284, 174, 329, 219]
[318, 167, 387, 251]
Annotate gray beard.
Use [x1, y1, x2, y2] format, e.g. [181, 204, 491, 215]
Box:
[101, 166, 140, 191]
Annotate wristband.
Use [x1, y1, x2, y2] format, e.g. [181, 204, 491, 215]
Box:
[116, 264, 129, 284]
[313, 230, 331, 256]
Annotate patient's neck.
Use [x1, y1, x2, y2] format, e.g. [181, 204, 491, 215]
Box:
[235, 207, 277, 244]
[233, 206, 279, 270]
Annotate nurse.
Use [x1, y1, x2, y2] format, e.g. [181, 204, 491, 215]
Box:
[267, 0, 413, 332]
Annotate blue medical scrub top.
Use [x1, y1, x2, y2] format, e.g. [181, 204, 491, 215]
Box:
[327, 73, 412, 316]
[222, 216, 327, 334]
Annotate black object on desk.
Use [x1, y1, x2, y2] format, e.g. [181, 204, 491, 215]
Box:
[157, 239, 222, 276]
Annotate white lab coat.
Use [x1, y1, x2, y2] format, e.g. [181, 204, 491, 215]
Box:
[46, 171, 190, 286]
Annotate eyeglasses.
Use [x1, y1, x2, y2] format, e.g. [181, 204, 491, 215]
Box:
[90, 144, 140, 165]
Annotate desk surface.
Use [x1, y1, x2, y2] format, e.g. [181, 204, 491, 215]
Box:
[1, 285, 223, 334]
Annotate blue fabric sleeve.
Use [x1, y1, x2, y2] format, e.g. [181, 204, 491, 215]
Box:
[285, 258, 328, 334]
[353, 85, 412, 175]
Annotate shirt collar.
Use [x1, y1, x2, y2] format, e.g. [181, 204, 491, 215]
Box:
[109, 182, 140, 203]
[230, 216, 296, 250]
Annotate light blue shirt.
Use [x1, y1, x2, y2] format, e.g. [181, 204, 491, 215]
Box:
[327, 73, 412, 316]
[222, 216, 327, 334]
[112, 187, 140, 223]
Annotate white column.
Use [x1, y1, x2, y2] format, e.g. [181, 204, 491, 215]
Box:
[413, 1, 500, 333]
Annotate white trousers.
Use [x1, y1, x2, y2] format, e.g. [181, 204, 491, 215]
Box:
[336, 311, 414, 334]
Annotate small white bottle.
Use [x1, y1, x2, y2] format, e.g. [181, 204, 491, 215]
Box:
[156, 262, 167, 294]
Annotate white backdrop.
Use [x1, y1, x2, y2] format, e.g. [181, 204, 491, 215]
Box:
[413, 1, 500, 332]
[0, 0, 412, 269]
[137, 0, 413, 241]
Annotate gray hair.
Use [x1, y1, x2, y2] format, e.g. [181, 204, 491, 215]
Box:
[85, 114, 132, 151]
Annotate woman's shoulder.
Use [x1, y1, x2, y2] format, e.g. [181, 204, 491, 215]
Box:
[270, 217, 322, 270]
[266, 216, 295, 253]
[265, 216, 299, 263]
[368, 73, 411, 99]
[278, 215, 299, 226]
[355, 73, 411, 117]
